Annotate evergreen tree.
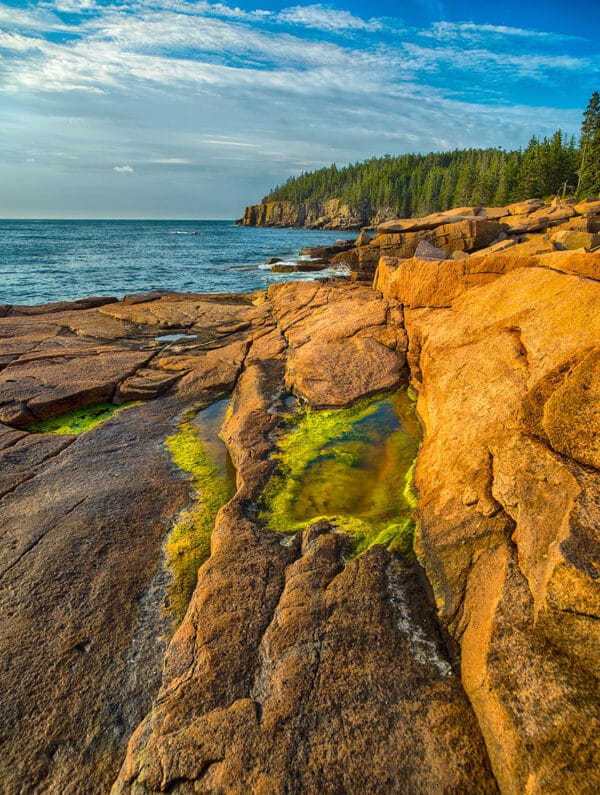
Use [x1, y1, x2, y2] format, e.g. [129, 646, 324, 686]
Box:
[577, 91, 600, 197]
[262, 110, 587, 218]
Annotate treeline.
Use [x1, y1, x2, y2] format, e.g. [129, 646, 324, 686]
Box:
[264, 93, 600, 218]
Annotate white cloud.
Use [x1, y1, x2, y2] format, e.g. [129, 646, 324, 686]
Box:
[150, 157, 190, 163]
[51, 0, 96, 11]
[400, 42, 589, 78]
[0, 5, 70, 32]
[424, 20, 584, 43]
[0, 0, 595, 218]
[276, 4, 382, 33]
[202, 138, 257, 147]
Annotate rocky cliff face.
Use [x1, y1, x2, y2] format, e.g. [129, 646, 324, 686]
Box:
[236, 198, 369, 230]
[1, 207, 599, 793]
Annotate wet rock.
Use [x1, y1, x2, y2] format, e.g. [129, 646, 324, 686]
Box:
[271, 261, 328, 273]
[300, 239, 355, 261]
[2, 296, 118, 316]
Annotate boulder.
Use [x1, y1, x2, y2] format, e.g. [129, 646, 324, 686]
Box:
[480, 206, 510, 220]
[341, 220, 506, 281]
[300, 240, 355, 261]
[551, 230, 600, 251]
[268, 281, 407, 406]
[502, 203, 576, 234]
[474, 239, 517, 256]
[378, 210, 480, 234]
[414, 240, 448, 260]
[574, 198, 600, 216]
[507, 198, 546, 215]
[271, 261, 328, 273]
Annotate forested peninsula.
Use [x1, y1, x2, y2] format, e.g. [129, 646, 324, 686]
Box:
[238, 92, 600, 229]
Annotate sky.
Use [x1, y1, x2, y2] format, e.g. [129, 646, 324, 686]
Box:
[0, 0, 598, 218]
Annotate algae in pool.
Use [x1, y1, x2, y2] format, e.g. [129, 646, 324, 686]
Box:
[27, 402, 140, 435]
[259, 390, 421, 555]
[165, 397, 236, 623]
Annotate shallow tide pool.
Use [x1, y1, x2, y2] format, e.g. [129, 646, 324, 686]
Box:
[260, 389, 422, 555]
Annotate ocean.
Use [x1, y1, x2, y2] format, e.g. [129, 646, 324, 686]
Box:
[0, 220, 349, 306]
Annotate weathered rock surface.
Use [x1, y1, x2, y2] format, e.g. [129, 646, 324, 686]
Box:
[2, 256, 600, 794]
[113, 525, 496, 795]
[404, 265, 600, 794]
[112, 302, 495, 793]
[301, 200, 600, 281]
[268, 281, 407, 406]
[0, 293, 275, 793]
[375, 248, 600, 307]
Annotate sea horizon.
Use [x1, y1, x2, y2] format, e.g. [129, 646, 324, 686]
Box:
[0, 218, 347, 306]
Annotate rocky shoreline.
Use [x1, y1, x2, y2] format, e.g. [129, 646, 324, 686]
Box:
[1, 201, 599, 793]
[236, 198, 369, 230]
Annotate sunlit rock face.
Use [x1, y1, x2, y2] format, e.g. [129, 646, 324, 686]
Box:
[1, 257, 599, 795]
[404, 265, 600, 794]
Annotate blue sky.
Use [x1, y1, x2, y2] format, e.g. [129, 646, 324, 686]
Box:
[0, 0, 597, 218]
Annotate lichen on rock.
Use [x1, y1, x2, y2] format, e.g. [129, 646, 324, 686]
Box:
[165, 399, 235, 622]
[26, 401, 140, 434]
[259, 389, 421, 555]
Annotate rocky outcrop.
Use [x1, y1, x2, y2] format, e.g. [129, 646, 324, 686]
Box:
[236, 198, 367, 230]
[401, 265, 600, 794]
[1, 251, 600, 794]
[298, 198, 600, 281]
[374, 249, 600, 307]
[0, 293, 274, 793]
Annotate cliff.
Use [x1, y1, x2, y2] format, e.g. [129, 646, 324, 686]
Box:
[1, 201, 599, 793]
[236, 198, 371, 230]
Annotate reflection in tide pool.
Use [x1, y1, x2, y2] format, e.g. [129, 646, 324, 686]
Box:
[260, 389, 422, 555]
[190, 397, 237, 492]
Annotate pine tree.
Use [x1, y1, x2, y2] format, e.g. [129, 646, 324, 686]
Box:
[263, 107, 588, 218]
[577, 91, 600, 197]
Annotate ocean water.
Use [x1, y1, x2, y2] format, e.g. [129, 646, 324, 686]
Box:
[0, 220, 349, 306]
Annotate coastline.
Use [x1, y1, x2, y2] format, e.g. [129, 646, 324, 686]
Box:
[1, 203, 599, 792]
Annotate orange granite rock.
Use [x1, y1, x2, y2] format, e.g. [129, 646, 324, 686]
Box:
[406, 265, 600, 793]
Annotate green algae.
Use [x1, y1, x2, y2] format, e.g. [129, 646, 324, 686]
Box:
[27, 401, 140, 435]
[165, 398, 235, 623]
[259, 389, 421, 556]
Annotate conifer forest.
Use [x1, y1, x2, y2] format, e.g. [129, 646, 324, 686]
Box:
[264, 92, 600, 217]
